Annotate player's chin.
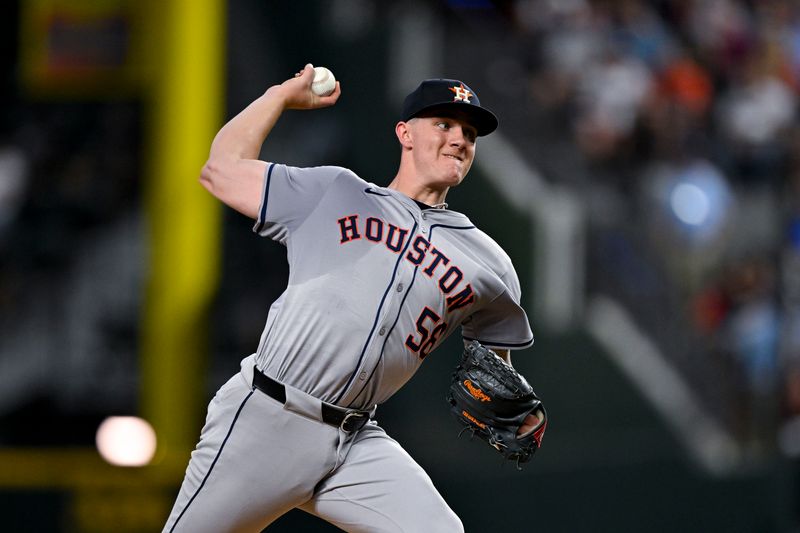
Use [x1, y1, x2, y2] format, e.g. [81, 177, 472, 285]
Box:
[441, 167, 469, 187]
[435, 174, 463, 190]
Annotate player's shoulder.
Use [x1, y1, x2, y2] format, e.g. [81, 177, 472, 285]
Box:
[451, 218, 515, 272]
[326, 166, 367, 184]
[274, 163, 355, 180]
[269, 164, 370, 193]
[447, 213, 505, 251]
[311, 165, 368, 187]
[474, 226, 514, 264]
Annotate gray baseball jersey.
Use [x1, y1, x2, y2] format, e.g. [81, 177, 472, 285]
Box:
[164, 163, 533, 532]
[252, 163, 533, 408]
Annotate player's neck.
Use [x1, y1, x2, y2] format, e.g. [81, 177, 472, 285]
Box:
[387, 172, 448, 208]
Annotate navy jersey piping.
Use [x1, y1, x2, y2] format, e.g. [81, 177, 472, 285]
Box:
[333, 218, 418, 405]
[346, 261, 423, 407]
[254, 163, 276, 234]
[461, 335, 534, 348]
[169, 390, 255, 531]
[345, 223, 475, 407]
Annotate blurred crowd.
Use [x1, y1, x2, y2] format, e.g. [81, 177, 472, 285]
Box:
[506, 0, 800, 455]
[0, 99, 143, 443]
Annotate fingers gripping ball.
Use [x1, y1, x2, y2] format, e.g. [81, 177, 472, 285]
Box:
[447, 341, 547, 468]
[312, 66, 336, 96]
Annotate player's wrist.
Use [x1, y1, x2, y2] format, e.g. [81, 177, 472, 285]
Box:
[264, 84, 291, 110]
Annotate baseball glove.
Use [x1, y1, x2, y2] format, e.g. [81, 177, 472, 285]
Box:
[447, 341, 547, 468]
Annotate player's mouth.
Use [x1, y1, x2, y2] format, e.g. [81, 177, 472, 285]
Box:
[443, 153, 463, 162]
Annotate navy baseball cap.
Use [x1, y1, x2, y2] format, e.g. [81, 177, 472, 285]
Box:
[401, 79, 498, 136]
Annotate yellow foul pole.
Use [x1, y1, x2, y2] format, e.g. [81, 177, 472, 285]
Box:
[141, 0, 225, 462]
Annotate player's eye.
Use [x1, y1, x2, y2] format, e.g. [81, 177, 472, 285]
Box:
[435, 119, 476, 143]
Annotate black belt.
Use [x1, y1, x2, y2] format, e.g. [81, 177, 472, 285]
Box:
[252, 368, 371, 433]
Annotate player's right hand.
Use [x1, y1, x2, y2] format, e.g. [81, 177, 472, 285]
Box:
[277, 63, 341, 110]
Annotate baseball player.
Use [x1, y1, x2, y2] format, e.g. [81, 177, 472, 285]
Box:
[163, 64, 537, 532]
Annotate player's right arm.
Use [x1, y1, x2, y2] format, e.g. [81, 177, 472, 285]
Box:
[199, 64, 341, 219]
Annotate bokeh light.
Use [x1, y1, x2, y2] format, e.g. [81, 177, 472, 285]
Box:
[663, 159, 733, 243]
[670, 182, 710, 226]
[95, 416, 157, 467]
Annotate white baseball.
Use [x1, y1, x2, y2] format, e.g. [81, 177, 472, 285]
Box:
[312, 66, 336, 96]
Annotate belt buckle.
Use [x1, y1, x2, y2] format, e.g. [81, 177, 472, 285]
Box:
[340, 411, 368, 432]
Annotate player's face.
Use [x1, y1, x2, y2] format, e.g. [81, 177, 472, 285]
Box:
[409, 114, 477, 189]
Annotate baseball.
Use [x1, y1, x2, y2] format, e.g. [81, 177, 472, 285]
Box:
[312, 66, 336, 96]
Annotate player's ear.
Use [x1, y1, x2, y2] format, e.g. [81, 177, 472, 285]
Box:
[395, 121, 413, 148]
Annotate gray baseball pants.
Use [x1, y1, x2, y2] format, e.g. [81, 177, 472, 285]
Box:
[163, 356, 463, 532]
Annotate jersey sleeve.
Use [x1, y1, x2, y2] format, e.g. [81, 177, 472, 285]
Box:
[252, 163, 343, 242]
[460, 265, 534, 350]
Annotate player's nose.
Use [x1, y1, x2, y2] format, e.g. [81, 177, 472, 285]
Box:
[448, 126, 468, 147]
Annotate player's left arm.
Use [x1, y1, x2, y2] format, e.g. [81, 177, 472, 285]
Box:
[494, 348, 510, 363]
[460, 254, 540, 436]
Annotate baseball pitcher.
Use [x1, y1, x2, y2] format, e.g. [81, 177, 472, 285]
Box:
[163, 64, 546, 532]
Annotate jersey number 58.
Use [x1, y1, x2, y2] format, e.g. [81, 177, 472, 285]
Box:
[405, 307, 448, 359]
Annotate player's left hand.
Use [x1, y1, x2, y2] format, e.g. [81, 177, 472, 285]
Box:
[517, 408, 546, 437]
[447, 341, 548, 467]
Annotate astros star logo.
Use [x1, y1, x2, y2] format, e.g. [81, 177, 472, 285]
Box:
[449, 84, 472, 103]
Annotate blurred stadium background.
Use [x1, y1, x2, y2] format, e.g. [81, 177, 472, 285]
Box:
[1, 0, 799, 531]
